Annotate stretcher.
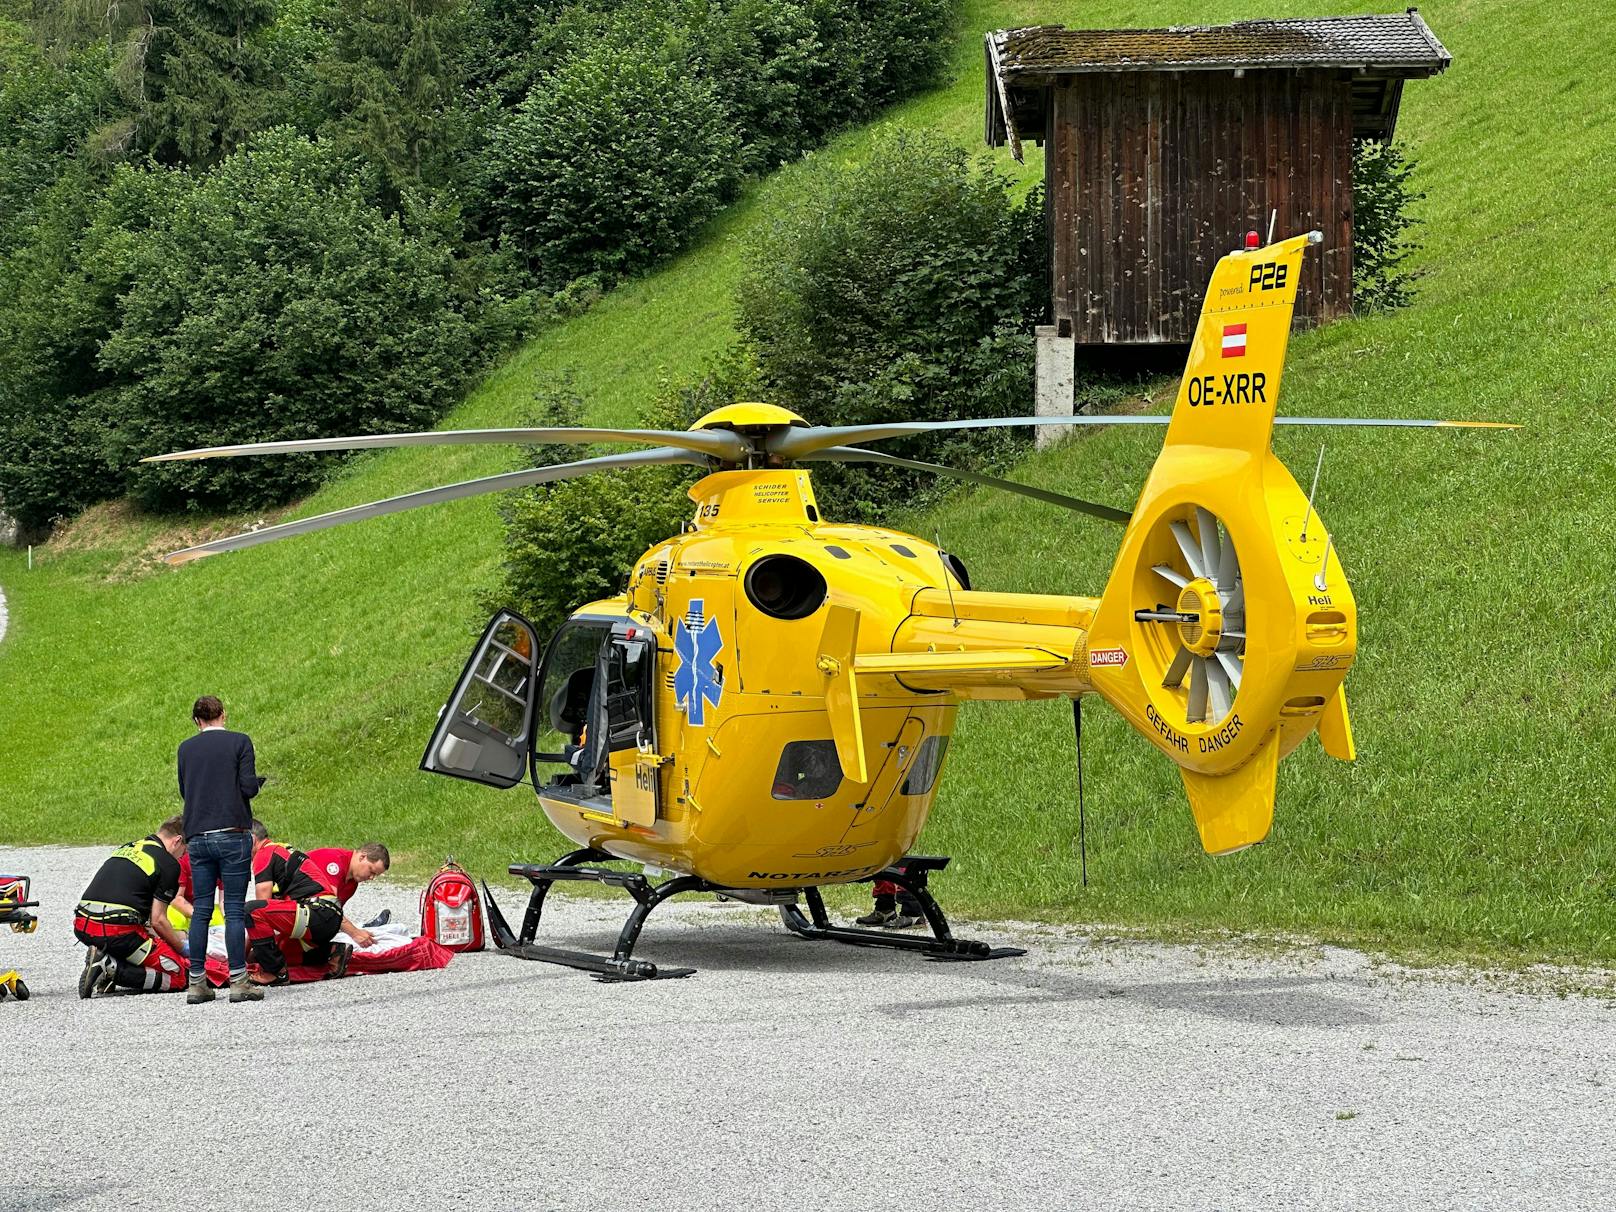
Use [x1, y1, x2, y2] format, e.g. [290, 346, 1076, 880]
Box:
[1, 875, 38, 1001]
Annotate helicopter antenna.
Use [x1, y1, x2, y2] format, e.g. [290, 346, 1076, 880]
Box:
[1072, 697, 1088, 887]
[936, 533, 961, 629]
[1299, 443, 1325, 542]
[1314, 532, 1335, 593]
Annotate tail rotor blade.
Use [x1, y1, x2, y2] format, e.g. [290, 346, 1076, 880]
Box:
[1187, 658, 1209, 723]
[1207, 660, 1232, 721]
[1215, 648, 1243, 688]
[1195, 507, 1220, 578]
[1163, 646, 1193, 689]
[798, 447, 1130, 524]
[1169, 521, 1208, 579]
[163, 446, 703, 565]
[1216, 521, 1238, 591]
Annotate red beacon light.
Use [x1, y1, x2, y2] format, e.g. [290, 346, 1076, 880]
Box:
[1245, 230, 1261, 249]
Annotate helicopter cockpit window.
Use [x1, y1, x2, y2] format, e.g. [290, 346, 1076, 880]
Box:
[771, 741, 843, 800]
[533, 620, 613, 766]
[901, 736, 949, 796]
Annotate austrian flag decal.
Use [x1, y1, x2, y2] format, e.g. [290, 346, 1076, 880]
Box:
[1221, 323, 1247, 358]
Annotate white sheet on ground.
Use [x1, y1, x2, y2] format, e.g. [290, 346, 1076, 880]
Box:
[206, 921, 418, 963]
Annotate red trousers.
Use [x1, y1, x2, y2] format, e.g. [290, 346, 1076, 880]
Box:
[73, 915, 188, 992]
[248, 898, 341, 971]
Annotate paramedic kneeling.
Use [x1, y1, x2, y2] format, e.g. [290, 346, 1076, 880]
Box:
[73, 817, 190, 997]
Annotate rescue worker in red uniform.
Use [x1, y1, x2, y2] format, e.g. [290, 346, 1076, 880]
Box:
[247, 842, 388, 982]
[74, 817, 190, 997]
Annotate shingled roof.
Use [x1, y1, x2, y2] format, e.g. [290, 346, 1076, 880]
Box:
[986, 10, 1450, 155]
[990, 10, 1449, 75]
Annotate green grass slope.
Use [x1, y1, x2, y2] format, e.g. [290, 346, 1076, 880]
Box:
[3, 0, 1612, 962]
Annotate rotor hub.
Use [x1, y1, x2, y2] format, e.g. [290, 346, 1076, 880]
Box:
[1178, 579, 1224, 656]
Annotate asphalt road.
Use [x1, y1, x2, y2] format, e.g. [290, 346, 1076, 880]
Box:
[3, 844, 1613, 1211]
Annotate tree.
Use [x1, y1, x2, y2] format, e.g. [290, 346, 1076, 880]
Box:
[137, 0, 276, 165]
[315, 0, 468, 207]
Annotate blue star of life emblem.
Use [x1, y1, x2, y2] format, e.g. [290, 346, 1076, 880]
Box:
[672, 598, 723, 727]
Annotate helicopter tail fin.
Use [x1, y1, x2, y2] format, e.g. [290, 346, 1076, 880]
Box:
[1084, 231, 1357, 856]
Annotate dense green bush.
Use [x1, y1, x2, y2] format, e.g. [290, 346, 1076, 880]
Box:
[485, 22, 741, 287]
[486, 356, 756, 639]
[89, 130, 482, 512]
[736, 129, 1045, 522]
[1353, 139, 1425, 314]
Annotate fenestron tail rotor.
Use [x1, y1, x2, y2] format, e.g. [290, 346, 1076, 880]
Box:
[1135, 506, 1245, 727]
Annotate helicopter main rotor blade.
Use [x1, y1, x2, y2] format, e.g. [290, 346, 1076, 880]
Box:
[768, 415, 1519, 460]
[799, 447, 1130, 524]
[163, 446, 704, 566]
[142, 426, 749, 464]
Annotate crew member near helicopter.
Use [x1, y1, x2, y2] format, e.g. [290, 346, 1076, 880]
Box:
[73, 816, 190, 997]
[247, 842, 387, 981]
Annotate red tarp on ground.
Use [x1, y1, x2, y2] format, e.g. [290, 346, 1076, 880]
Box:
[204, 936, 454, 986]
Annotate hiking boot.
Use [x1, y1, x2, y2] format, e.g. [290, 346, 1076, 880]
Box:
[227, 974, 263, 1003]
[186, 978, 216, 1005]
[326, 942, 353, 979]
[78, 949, 114, 999]
[362, 909, 391, 928]
[77, 948, 99, 999]
[890, 913, 924, 930]
[854, 908, 898, 928]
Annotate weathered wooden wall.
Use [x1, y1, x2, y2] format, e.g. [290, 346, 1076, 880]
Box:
[1047, 70, 1355, 344]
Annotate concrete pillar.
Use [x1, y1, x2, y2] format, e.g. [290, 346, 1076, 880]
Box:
[1034, 324, 1075, 449]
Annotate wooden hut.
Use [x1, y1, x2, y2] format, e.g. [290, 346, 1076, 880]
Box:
[985, 10, 1451, 351]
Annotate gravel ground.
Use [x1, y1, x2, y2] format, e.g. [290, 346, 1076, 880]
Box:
[4, 844, 1614, 1211]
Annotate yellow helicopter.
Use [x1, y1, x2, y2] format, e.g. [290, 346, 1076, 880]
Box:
[150, 232, 1512, 980]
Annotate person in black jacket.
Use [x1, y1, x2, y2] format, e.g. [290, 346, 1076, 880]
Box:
[176, 695, 266, 1005]
[73, 817, 190, 997]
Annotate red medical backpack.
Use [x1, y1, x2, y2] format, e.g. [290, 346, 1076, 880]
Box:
[419, 859, 485, 952]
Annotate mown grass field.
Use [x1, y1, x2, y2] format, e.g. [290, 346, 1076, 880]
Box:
[2, 0, 1612, 963]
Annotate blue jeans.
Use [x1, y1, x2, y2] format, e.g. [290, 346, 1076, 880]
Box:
[187, 830, 252, 977]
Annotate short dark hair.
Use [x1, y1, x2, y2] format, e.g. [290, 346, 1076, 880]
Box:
[192, 695, 224, 722]
[250, 818, 269, 843]
[157, 815, 185, 840]
[357, 842, 390, 871]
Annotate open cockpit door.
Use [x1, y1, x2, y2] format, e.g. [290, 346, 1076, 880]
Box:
[420, 610, 541, 789]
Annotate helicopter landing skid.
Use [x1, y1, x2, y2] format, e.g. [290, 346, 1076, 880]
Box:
[484, 850, 700, 982]
[778, 856, 1027, 963]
